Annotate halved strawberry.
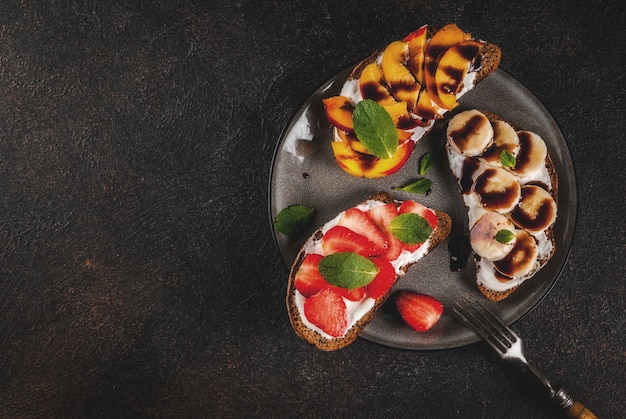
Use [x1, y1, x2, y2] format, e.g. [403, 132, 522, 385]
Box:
[321, 225, 381, 257]
[398, 200, 438, 252]
[303, 288, 349, 337]
[365, 257, 397, 299]
[367, 203, 404, 260]
[395, 292, 443, 332]
[336, 208, 388, 255]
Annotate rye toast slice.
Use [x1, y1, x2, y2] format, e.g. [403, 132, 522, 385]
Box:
[445, 111, 558, 302]
[286, 191, 451, 350]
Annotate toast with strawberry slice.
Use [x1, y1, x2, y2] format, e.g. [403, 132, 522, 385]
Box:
[286, 191, 451, 350]
[323, 23, 501, 178]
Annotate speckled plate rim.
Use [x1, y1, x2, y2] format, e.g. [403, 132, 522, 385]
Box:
[269, 66, 577, 350]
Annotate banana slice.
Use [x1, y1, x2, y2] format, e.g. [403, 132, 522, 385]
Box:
[470, 211, 517, 261]
[510, 185, 557, 233]
[447, 110, 493, 157]
[509, 131, 547, 179]
[481, 120, 520, 166]
[472, 166, 521, 213]
[493, 229, 538, 278]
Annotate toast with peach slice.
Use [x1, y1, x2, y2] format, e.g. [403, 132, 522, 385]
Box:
[286, 191, 452, 350]
[443, 110, 558, 302]
[323, 24, 501, 178]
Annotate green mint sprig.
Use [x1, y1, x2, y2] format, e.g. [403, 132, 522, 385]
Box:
[393, 178, 432, 195]
[352, 99, 398, 159]
[500, 150, 516, 169]
[494, 229, 515, 244]
[274, 205, 315, 236]
[389, 213, 433, 244]
[318, 252, 379, 289]
[418, 152, 433, 176]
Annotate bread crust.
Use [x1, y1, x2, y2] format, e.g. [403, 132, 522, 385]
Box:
[475, 42, 502, 84]
[286, 191, 451, 350]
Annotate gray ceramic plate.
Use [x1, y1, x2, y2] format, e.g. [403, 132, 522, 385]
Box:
[269, 67, 576, 350]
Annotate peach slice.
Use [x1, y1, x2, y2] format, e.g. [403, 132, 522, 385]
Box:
[383, 101, 409, 122]
[397, 129, 412, 142]
[381, 41, 420, 112]
[331, 138, 415, 178]
[382, 101, 423, 130]
[414, 89, 444, 121]
[322, 96, 355, 132]
[434, 40, 482, 109]
[404, 24, 428, 85]
[337, 127, 412, 155]
[424, 24, 471, 107]
[337, 129, 372, 155]
[359, 63, 397, 106]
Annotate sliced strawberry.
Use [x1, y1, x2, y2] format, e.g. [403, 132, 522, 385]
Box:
[398, 200, 438, 252]
[365, 257, 397, 299]
[399, 200, 438, 229]
[395, 292, 443, 332]
[321, 225, 381, 257]
[368, 203, 404, 260]
[339, 287, 365, 302]
[336, 208, 388, 255]
[295, 253, 365, 301]
[303, 288, 349, 338]
[294, 254, 327, 297]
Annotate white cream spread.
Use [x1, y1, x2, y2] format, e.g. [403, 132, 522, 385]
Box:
[282, 104, 317, 163]
[296, 199, 436, 340]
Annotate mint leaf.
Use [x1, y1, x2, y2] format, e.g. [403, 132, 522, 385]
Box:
[318, 252, 378, 289]
[352, 99, 398, 159]
[495, 229, 515, 244]
[393, 178, 432, 195]
[389, 213, 433, 244]
[418, 152, 433, 176]
[274, 205, 315, 236]
[500, 150, 516, 169]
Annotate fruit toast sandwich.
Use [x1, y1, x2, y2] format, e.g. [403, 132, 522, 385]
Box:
[285, 191, 451, 351]
[323, 23, 501, 178]
[444, 109, 558, 302]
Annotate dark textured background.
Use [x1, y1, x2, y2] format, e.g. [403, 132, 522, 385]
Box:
[0, 1, 623, 417]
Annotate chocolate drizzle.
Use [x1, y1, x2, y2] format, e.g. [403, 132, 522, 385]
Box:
[511, 185, 557, 232]
[473, 168, 521, 211]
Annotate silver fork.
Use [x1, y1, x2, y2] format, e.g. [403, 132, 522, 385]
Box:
[454, 296, 598, 419]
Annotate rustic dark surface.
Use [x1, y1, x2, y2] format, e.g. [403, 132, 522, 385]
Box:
[0, 1, 624, 417]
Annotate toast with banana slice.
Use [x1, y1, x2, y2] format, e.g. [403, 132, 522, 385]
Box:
[323, 23, 501, 178]
[286, 191, 451, 350]
[444, 109, 558, 301]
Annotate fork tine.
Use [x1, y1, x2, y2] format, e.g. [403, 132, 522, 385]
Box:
[453, 298, 503, 354]
[453, 301, 497, 349]
[454, 296, 518, 355]
[468, 296, 518, 343]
